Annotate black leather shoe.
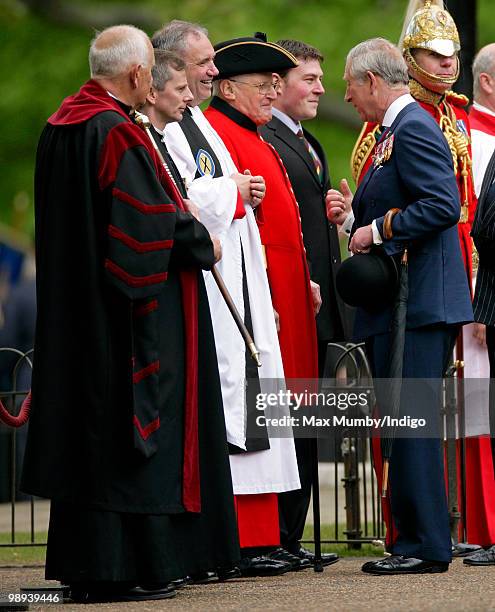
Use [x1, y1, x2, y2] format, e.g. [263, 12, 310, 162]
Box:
[463, 545, 495, 566]
[239, 555, 292, 577]
[297, 546, 340, 567]
[170, 576, 192, 589]
[69, 583, 176, 602]
[452, 542, 482, 557]
[217, 566, 241, 581]
[362, 555, 449, 575]
[190, 571, 218, 584]
[121, 585, 176, 601]
[266, 548, 311, 571]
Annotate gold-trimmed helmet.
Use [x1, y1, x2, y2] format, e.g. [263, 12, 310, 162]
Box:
[399, 0, 460, 57]
[399, 0, 460, 86]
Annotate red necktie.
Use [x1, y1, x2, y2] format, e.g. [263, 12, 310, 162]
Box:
[297, 128, 323, 180]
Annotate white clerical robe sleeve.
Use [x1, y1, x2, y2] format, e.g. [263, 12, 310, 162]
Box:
[164, 120, 239, 241]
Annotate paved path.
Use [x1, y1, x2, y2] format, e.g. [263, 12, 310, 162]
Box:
[1, 558, 495, 611]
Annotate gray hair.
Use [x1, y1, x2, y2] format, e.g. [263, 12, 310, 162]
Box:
[346, 38, 409, 87]
[212, 81, 221, 97]
[152, 50, 186, 91]
[473, 44, 495, 100]
[151, 20, 208, 56]
[89, 25, 151, 78]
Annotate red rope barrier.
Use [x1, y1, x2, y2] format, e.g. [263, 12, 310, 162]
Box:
[0, 391, 31, 427]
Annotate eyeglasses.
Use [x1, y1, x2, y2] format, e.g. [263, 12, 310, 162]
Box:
[228, 78, 280, 95]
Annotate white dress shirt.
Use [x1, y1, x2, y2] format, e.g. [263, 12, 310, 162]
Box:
[341, 94, 416, 243]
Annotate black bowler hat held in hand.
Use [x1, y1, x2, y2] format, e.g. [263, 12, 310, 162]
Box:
[336, 247, 399, 313]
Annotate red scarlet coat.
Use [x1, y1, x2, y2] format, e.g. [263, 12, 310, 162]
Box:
[205, 98, 318, 381]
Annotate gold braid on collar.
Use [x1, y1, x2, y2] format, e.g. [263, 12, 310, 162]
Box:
[351, 124, 381, 184]
[409, 78, 443, 106]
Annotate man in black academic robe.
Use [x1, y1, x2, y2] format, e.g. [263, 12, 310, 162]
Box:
[20, 25, 239, 602]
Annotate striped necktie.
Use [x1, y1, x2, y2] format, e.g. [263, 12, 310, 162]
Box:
[297, 128, 323, 181]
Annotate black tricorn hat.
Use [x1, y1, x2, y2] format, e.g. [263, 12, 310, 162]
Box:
[336, 247, 399, 313]
[213, 33, 298, 79]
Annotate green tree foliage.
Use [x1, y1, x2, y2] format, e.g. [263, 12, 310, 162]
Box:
[1, 0, 495, 235]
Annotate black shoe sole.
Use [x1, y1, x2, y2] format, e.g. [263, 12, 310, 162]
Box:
[289, 563, 312, 572]
[463, 560, 495, 566]
[69, 587, 176, 602]
[217, 568, 242, 581]
[362, 565, 448, 575]
[119, 590, 176, 601]
[191, 575, 218, 585]
[452, 546, 483, 558]
[240, 566, 291, 577]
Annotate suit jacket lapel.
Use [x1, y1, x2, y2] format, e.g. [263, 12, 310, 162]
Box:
[353, 102, 417, 221]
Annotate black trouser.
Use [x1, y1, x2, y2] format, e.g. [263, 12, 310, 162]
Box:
[487, 326, 495, 479]
[278, 340, 329, 553]
[278, 437, 313, 553]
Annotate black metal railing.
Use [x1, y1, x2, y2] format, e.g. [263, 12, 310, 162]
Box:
[301, 342, 385, 549]
[2, 342, 467, 553]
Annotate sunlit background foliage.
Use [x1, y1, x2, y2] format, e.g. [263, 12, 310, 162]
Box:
[1, 0, 494, 239]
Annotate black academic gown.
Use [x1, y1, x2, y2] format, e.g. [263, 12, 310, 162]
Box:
[21, 81, 239, 584]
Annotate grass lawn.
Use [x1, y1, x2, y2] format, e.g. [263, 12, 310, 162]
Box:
[0, 526, 384, 566]
[0, 532, 46, 566]
[302, 524, 384, 558]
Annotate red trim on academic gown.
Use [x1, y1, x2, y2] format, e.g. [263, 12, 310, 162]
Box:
[50, 79, 201, 512]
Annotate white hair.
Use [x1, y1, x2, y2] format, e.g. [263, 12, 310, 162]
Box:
[89, 25, 151, 78]
[473, 44, 495, 100]
[346, 38, 409, 87]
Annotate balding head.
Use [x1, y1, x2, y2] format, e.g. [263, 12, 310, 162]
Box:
[88, 25, 154, 109]
[89, 25, 152, 79]
[473, 43, 495, 109]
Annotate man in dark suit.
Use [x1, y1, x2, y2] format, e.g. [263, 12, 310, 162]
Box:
[328, 37, 473, 575]
[260, 39, 344, 567]
[261, 40, 346, 372]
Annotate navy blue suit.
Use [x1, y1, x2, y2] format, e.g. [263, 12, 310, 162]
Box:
[352, 101, 473, 562]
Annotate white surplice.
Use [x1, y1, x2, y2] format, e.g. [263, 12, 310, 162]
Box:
[165, 106, 300, 494]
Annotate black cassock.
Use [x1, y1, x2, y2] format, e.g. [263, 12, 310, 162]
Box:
[21, 80, 239, 584]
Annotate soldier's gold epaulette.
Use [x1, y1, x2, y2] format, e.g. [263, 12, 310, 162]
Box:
[351, 123, 380, 184]
[445, 90, 469, 107]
